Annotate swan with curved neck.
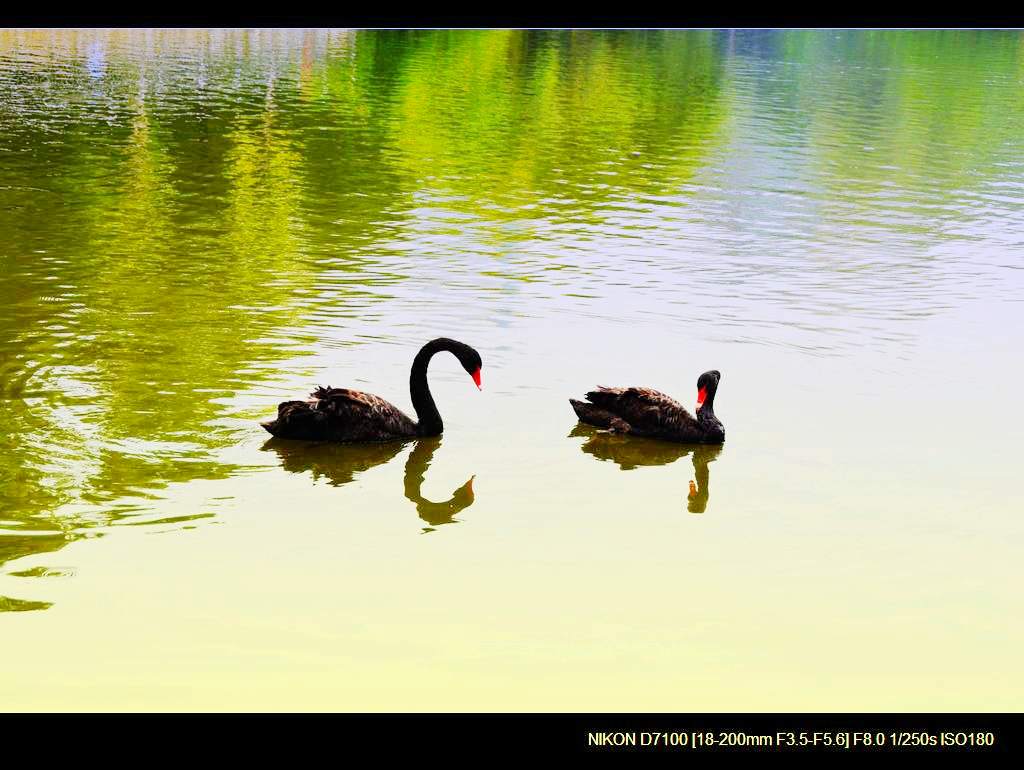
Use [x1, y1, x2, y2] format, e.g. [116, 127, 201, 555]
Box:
[569, 370, 724, 444]
[261, 337, 482, 442]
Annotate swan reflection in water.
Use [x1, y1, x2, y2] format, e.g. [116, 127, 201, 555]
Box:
[262, 436, 475, 530]
[402, 437, 475, 532]
[569, 424, 722, 513]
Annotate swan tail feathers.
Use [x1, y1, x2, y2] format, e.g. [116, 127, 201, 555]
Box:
[583, 386, 626, 411]
[261, 400, 329, 441]
[571, 398, 630, 432]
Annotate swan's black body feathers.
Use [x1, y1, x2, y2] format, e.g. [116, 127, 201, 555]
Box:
[261, 387, 417, 442]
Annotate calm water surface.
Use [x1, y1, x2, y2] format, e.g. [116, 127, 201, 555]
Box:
[1, 29, 1022, 710]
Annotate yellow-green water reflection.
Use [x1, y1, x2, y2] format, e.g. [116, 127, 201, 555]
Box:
[1, 29, 1022, 711]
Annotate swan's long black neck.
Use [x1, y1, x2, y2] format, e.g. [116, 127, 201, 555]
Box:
[409, 338, 454, 436]
[698, 390, 717, 419]
[697, 384, 724, 439]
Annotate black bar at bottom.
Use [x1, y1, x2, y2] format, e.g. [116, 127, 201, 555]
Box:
[4, 713, 1022, 756]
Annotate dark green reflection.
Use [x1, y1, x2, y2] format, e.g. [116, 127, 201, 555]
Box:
[261, 437, 410, 486]
[685, 445, 722, 515]
[403, 437, 476, 532]
[570, 424, 722, 513]
[0, 531, 84, 612]
[0, 596, 53, 613]
[0, 531, 81, 569]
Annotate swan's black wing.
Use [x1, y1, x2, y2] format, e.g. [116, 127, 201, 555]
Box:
[582, 386, 702, 440]
[311, 387, 418, 441]
[262, 387, 417, 442]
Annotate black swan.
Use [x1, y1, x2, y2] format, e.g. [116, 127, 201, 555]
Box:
[261, 338, 482, 442]
[569, 370, 724, 444]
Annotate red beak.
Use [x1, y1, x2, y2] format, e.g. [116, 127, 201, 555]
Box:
[696, 386, 707, 410]
[472, 368, 482, 390]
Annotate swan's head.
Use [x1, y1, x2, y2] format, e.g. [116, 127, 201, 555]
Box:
[454, 342, 483, 390]
[424, 338, 484, 390]
[695, 370, 721, 412]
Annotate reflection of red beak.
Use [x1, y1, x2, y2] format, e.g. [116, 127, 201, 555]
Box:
[472, 368, 482, 390]
[696, 386, 706, 411]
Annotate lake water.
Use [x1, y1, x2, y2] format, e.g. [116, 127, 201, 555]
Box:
[1, 29, 1022, 711]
